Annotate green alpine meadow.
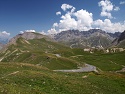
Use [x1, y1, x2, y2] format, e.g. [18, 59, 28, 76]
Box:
[0, 0, 125, 94]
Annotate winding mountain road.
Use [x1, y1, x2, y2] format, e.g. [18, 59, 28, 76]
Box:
[53, 64, 98, 73]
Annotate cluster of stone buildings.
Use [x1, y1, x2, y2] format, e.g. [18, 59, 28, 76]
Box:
[105, 48, 124, 53]
[83, 47, 125, 53]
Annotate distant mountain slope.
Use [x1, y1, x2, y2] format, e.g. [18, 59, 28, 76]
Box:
[118, 30, 125, 43]
[54, 29, 120, 48]
[107, 32, 121, 38]
[8, 32, 52, 45]
[117, 30, 125, 48]
[111, 30, 125, 48]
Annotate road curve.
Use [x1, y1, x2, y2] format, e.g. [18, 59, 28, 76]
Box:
[53, 64, 98, 73]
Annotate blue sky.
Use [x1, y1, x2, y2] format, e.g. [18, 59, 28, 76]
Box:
[0, 0, 125, 38]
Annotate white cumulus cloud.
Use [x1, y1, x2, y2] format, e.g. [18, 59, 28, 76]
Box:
[56, 11, 61, 15]
[93, 19, 125, 33]
[114, 6, 120, 11]
[61, 4, 75, 13]
[25, 30, 36, 33]
[58, 13, 77, 30]
[39, 31, 47, 35]
[48, 28, 57, 34]
[0, 31, 10, 40]
[48, 5, 94, 34]
[48, 3, 125, 34]
[98, 0, 113, 18]
[74, 9, 93, 29]
[98, 0, 120, 18]
[53, 23, 58, 27]
[0, 31, 10, 36]
[120, 1, 125, 4]
[20, 30, 48, 35]
[20, 30, 36, 34]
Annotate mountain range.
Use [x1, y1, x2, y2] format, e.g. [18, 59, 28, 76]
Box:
[54, 29, 121, 48]
[0, 29, 124, 64]
[0, 29, 124, 69]
[0, 29, 124, 49]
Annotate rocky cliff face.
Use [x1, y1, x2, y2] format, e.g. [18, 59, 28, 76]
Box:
[54, 29, 120, 48]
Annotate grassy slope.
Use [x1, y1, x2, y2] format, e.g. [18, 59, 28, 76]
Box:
[1, 38, 125, 71]
[0, 38, 79, 70]
[0, 63, 125, 94]
[0, 37, 125, 94]
[69, 50, 125, 71]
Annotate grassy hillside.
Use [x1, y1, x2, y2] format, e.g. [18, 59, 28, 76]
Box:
[0, 36, 125, 94]
[0, 37, 125, 71]
[0, 62, 125, 94]
[0, 38, 80, 70]
[69, 50, 125, 71]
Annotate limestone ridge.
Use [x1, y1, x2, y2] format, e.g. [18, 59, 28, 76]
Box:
[54, 29, 120, 48]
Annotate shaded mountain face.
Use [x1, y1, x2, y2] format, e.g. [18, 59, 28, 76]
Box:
[118, 30, 125, 43]
[107, 32, 121, 38]
[54, 29, 120, 48]
[111, 30, 125, 48]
